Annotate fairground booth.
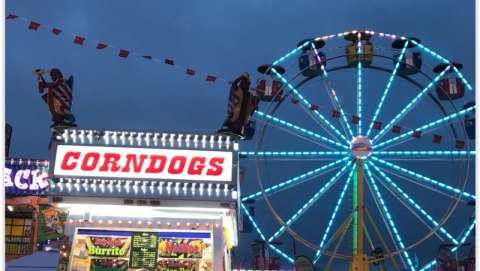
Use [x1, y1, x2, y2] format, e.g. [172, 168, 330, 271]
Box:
[8, 128, 241, 271]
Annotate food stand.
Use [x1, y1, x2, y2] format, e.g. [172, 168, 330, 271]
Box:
[45, 128, 241, 271]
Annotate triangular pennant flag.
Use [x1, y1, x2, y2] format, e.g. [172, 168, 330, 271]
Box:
[142, 55, 152, 60]
[332, 110, 340, 118]
[96, 43, 108, 49]
[73, 36, 85, 45]
[186, 68, 196, 76]
[433, 134, 442, 144]
[206, 75, 217, 82]
[6, 14, 18, 20]
[28, 21, 40, 30]
[351, 115, 360, 124]
[373, 121, 382, 130]
[392, 125, 401, 134]
[412, 130, 422, 139]
[455, 140, 465, 149]
[291, 98, 299, 104]
[52, 28, 62, 35]
[165, 59, 175, 65]
[118, 49, 130, 58]
[310, 104, 319, 111]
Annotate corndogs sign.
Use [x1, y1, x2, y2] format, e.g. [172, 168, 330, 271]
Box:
[50, 130, 238, 183]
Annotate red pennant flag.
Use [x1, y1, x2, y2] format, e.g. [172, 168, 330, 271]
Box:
[186, 68, 196, 76]
[206, 75, 217, 82]
[28, 21, 40, 30]
[6, 14, 18, 20]
[118, 49, 130, 58]
[373, 121, 382, 130]
[165, 59, 175, 65]
[96, 43, 108, 49]
[351, 115, 360, 124]
[412, 130, 422, 139]
[455, 140, 465, 149]
[73, 36, 85, 45]
[433, 134, 442, 144]
[52, 28, 62, 35]
[310, 104, 319, 111]
[392, 125, 401, 134]
[332, 110, 341, 118]
[291, 98, 299, 104]
[142, 55, 152, 60]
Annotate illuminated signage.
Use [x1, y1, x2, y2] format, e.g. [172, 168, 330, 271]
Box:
[53, 145, 233, 182]
[4, 162, 51, 193]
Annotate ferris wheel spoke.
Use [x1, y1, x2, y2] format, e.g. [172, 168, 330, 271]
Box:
[366, 41, 409, 137]
[356, 35, 363, 136]
[240, 203, 294, 264]
[267, 161, 353, 242]
[269, 67, 350, 144]
[374, 166, 468, 204]
[409, 39, 473, 92]
[239, 151, 348, 160]
[313, 163, 355, 264]
[310, 41, 355, 139]
[373, 150, 476, 158]
[374, 105, 475, 150]
[253, 111, 348, 150]
[364, 163, 416, 271]
[241, 157, 350, 202]
[371, 157, 475, 201]
[418, 220, 475, 271]
[372, 66, 451, 143]
[368, 161, 459, 244]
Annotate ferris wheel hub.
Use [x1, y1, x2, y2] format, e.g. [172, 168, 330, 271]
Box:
[350, 136, 373, 159]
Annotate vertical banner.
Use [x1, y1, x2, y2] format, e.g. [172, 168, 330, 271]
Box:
[37, 204, 67, 242]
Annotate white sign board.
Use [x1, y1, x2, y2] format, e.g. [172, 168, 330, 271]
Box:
[53, 145, 233, 182]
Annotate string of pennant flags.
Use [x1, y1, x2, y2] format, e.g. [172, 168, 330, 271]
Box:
[6, 13, 471, 149]
[6, 13, 228, 84]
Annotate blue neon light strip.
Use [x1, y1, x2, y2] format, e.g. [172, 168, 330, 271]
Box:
[364, 163, 416, 271]
[254, 111, 348, 149]
[312, 41, 354, 139]
[268, 161, 353, 242]
[357, 35, 363, 135]
[419, 220, 475, 271]
[374, 150, 476, 157]
[272, 40, 311, 66]
[313, 163, 355, 264]
[77, 229, 211, 239]
[366, 41, 409, 137]
[374, 105, 475, 149]
[409, 39, 473, 91]
[239, 151, 348, 159]
[241, 157, 350, 202]
[269, 68, 350, 144]
[372, 66, 451, 143]
[371, 157, 475, 200]
[368, 161, 458, 244]
[241, 203, 294, 264]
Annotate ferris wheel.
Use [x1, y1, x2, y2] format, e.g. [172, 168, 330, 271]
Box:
[238, 30, 476, 271]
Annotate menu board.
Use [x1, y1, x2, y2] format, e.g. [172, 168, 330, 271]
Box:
[68, 229, 213, 271]
[129, 232, 158, 268]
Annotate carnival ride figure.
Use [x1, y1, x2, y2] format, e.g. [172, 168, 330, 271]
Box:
[218, 72, 252, 137]
[34, 68, 76, 130]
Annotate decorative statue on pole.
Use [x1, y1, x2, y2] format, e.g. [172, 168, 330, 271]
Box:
[34, 68, 76, 130]
[218, 72, 254, 137]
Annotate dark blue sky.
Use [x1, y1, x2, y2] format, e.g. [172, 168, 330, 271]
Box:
[6, 0, 475, 269]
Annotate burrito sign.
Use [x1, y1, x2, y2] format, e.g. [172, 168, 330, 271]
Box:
[52, 145, 233, 182]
